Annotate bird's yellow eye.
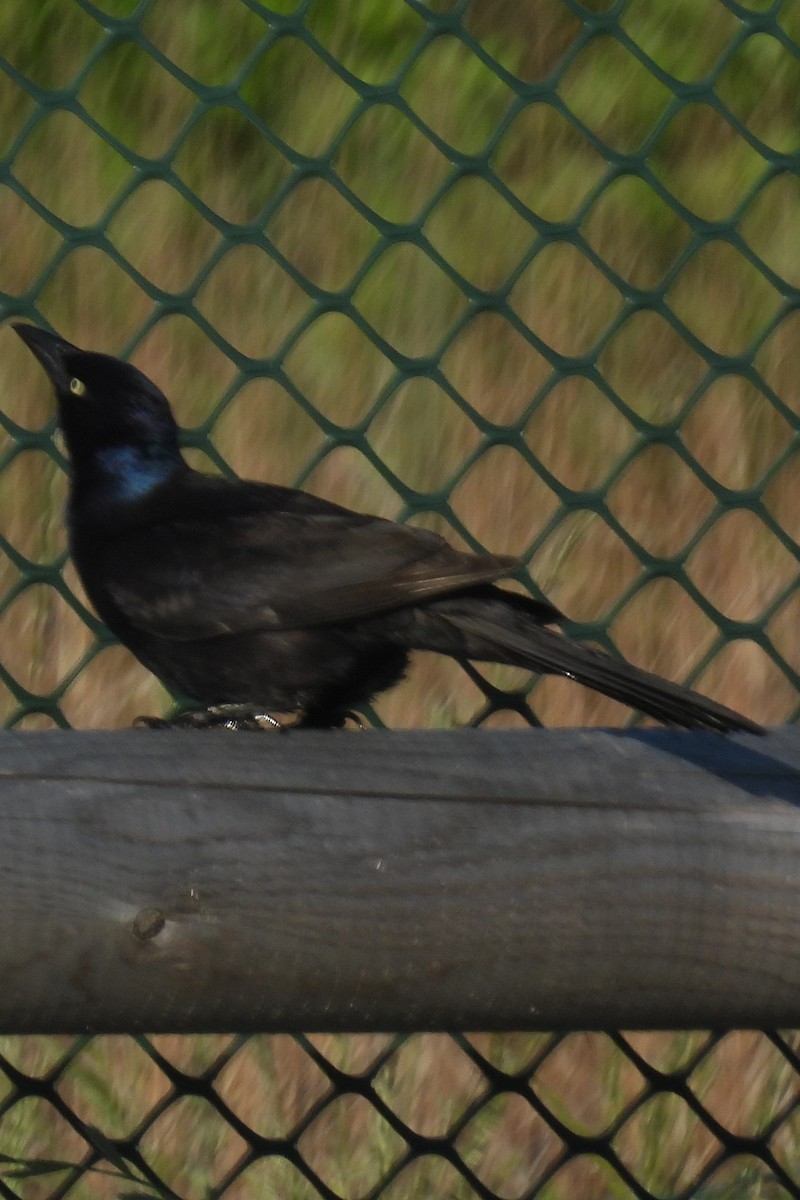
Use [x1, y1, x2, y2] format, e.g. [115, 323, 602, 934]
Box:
[69, 378, 86, 397]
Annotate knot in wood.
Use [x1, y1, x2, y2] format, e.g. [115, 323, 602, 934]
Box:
[132, 907, 166, 941]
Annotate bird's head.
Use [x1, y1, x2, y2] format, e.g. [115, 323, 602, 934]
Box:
[13, 324, 184, 497]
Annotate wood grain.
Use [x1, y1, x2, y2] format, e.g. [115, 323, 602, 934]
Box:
[0, 725, 796, 1033]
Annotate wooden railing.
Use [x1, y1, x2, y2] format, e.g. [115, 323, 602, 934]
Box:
[0, 725, 796, 1033]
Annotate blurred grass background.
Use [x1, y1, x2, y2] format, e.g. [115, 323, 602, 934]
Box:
[1, 0, 797, 731]
[1, 1, 800, 1197]
[1, 1030, 800, 1197]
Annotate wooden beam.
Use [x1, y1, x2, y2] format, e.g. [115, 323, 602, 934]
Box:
[0, 726, 797, 1033]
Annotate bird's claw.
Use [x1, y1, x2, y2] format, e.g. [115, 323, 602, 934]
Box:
[134, 705, 287, 732]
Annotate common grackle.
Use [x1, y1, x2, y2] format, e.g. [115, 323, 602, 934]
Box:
[13, 323, 763, 734]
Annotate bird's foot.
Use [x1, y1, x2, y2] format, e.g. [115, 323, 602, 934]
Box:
[134, 704, 287, 732]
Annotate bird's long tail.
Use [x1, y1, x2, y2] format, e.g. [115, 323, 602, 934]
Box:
[412, 589, 763, 734]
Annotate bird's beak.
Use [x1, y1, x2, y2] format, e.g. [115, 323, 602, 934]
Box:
[12, 324, 74, 388]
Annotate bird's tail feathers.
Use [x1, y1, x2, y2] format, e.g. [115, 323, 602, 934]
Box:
[445, 610, 762, 735]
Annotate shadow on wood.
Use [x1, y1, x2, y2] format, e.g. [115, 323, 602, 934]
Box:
[0, 726, 797, 1033]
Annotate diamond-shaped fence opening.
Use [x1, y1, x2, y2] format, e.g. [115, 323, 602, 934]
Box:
[0, 1032, 798, 1198]
[1, 1, 800, 1197]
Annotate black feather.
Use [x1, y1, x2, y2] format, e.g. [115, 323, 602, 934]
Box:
[13, 323, 764, 734]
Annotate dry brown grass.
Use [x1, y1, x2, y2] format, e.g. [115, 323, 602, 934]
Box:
[0, 1030, 798, 1197]
[2, 3, 798, 730]
[0, 2, 798, 1194]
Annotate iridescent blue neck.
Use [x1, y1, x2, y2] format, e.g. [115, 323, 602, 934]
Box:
[94, 445, 181, 501]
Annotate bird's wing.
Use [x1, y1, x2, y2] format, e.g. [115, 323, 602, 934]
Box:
[99, 505, 541, 640]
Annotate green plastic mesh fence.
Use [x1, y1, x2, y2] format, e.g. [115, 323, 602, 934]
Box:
[2, 1, 800, 1197]
[1, 1030, 800, 1198]
[1, 0, 798, 731]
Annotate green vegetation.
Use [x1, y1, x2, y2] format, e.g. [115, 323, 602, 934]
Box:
[0, 4, 799, 1191]
[1, 0, 798, 731]
[0, 1031, 798, 1198]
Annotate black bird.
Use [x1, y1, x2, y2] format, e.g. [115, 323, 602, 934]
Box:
[13, 323, 762, 735]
